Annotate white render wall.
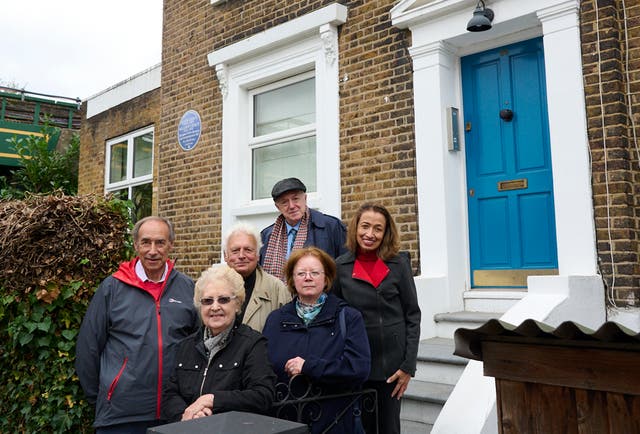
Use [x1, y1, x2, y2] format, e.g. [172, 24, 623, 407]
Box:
[392, 0, 603, 340]
[86, 64, 161, 118]
[392, 1, 607, 432]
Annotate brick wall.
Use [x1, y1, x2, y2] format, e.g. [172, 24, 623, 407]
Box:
[78, 89, 161, 201]
[159, 0, 419, 278]
[581, 0, 640, 306]
[337, 1, 418, 271]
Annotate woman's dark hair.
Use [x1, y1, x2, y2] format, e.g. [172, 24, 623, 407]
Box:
[284, 247, 337, 296]
[346, 203, 400, 261]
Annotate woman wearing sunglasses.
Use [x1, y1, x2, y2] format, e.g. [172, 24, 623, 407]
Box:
[161, 264, 276, 422]
[262, 247, 371, 434]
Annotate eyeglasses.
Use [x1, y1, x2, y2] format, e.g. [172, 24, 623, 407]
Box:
[294, 270, 325, 279]
[200, 295, 237, 306]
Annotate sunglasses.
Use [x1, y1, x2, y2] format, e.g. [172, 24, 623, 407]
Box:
[200, 295, 237, 306]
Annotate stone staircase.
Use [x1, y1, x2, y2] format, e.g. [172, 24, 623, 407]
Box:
[400, 289, 525, 433]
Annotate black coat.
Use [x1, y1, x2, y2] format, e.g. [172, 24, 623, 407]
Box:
[333, 252, 421, 381]
[161, 320, 276, 422]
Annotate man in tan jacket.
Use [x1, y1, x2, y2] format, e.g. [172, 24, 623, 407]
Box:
[223, 222, 291, 332]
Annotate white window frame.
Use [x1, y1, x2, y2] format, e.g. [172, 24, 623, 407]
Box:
[249, 71, 317, 200]
[104, 125, 154, 198]
[208, 3, 347, 235]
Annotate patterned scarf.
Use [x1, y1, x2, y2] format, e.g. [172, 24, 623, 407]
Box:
[203, 323, 232, 363]
[200, 323, 233, 395]
[295, 293, 327, 325]
[262, 208, 309, 281]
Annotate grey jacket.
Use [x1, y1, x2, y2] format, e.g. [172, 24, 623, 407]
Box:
[75, 261, 199, 427]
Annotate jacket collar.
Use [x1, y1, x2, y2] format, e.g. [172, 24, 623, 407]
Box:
[281, 293, 342, 324]
[194, 316, 242, 357]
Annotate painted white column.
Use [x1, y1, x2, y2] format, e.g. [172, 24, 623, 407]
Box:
[411, 41, 467, 312]
[538, 1, 599, 276]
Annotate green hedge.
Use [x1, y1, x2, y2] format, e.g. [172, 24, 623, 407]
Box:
[0, 194, 132, 433]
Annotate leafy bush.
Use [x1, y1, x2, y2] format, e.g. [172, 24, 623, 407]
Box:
[1, 123, 79, 199]
[0, 193, 132, 433]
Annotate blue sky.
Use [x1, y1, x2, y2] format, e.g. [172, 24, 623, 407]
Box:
[1, 0, 162, 100]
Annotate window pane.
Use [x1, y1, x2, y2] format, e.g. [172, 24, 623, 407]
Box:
[254, 78, 315, 136]
[111, 188, 129, 201]
[133, 132, 153, 177]
[132, 183, 152, 222]
[252, 136, 316, 199]
[109, 141, 127, 183]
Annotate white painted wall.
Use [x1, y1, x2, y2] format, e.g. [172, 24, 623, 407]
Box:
[392, 0, 608, 432]
[86, 64, 161, 118]
[392, 0, 603, 339]
[208, 4, 347, 240]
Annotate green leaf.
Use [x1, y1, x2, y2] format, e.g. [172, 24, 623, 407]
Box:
[57, 340, 74, 352]
[36, 317, 52, 332]
[18, 333, 33, 346]
[36, 336, 51, 348]
[61, 329, 77, 340]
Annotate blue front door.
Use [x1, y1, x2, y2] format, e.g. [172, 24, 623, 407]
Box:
[462, 38, 558, 287]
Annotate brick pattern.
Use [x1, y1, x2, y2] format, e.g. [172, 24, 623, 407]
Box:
[158, 0, 420, 278]
[80, 0, 640, 303]
[337, 1, 419, 271]
[78, 89, 161, 203]
[581, 0, 640, 306]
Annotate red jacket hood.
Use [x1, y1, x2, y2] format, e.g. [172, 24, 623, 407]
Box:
[113, 258, 175, 289]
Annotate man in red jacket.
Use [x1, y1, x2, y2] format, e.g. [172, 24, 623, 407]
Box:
[75, 216, 199, 434]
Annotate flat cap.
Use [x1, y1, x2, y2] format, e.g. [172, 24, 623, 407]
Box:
[271, 177, 306, 199]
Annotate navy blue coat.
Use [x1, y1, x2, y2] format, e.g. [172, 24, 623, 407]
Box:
[259, 208, 347, 262]
[262, 294, 370, 434]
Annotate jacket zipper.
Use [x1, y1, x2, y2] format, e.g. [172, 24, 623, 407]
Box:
[107, 357, 128, 401]
[154, 271, 171, 420]
[199, 365, 209, 396]
[377, 289, 387, 376]
[155, 298, 163, 419]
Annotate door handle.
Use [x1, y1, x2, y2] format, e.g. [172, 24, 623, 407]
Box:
[499, 109, 514, 121]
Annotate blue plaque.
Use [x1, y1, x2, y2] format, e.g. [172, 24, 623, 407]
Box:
[177, 110, 202, 151]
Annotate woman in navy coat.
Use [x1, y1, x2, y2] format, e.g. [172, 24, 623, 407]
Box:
[262, 247, 371, 434]
[333, 204, 421, 434]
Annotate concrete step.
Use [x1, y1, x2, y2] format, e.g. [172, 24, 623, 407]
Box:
[401, 418, 432, 433]
[463, 288, 525, 312]
[401, 379, 454, 425]
[414, 337, 467, 385]
[434, 310, 502, 339]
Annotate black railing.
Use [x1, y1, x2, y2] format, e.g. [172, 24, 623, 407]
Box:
[272, 375, 377, 434]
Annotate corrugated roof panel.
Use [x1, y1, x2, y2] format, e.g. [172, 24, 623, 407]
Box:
[454, 319, 640, 361]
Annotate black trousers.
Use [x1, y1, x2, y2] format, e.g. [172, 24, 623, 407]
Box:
[361, 380, 401, 434]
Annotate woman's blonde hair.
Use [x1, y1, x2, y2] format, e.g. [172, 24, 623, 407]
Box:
[194, 264, 245, 312]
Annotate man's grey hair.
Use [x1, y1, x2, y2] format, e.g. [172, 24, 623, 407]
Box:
[222, 222, 263, 253]
[132, 216, 176, 243]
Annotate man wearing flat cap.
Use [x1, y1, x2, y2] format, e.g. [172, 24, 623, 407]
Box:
[260, 177, 347, 281]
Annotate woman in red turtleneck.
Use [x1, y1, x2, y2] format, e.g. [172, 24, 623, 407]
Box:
[333, 204, 421, 434]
